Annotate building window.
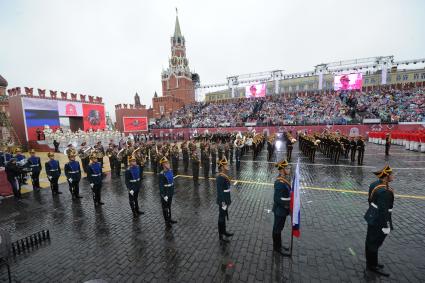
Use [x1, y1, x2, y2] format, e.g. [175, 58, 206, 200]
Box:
[402, 74, 408, 81]
[396, 75, 401, 81]
[414, 73, 419, 80]
[421, 73, 425, 79]
[365, 78, 369, 84]
[370, 78, 376, 84]
[160, 106, 164, 115]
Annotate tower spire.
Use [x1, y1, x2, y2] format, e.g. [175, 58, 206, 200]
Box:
[174, 8, 182, 38]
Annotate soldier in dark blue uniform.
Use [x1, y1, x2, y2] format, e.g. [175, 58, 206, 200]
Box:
[64, 148, 82, 199]
[5, 158, 22, 199]
[125, 156, 144, 218]
[27, 149, 42, 191]
[88, 153, 104, 206]
[14, 148, 28, 184]
[364, 165, 394, 277]
[272, 160, 291, 255]
[45, 152, 62, 195]
[216, 158, 234, 243]
[158, 157, 177, 228]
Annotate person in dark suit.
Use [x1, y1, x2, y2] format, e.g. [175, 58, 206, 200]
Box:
[53, 140, 60, 153]
[5, 158, 22, 199]
[27, 149, 42, 191]
[216, 158, 233, 243]
[64, 148, 82, 199]
[272, 160, 291, 255]
[125, 156, 144, 218]
[357, 136, 365, 165]
[45, 152, 62, 195]
[87, 153, 103, 206]
[158, 157, 177, 228]
[365, 165, 394, 277]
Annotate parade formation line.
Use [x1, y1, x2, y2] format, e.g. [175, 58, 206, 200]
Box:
[173, 174, 425, 201]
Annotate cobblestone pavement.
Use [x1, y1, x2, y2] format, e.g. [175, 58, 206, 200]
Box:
[1, 141, 424, 282]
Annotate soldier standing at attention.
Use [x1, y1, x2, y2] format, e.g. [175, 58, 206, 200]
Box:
[125, 156, 144, 218]
[357, 136, 365, 165]
[191, 148, 200, 185]
[181, 141, 189, 172]
[158, 157, 177, 228]
[350, 136, 357, 162]
[171, 143, 179, 175]
[210, 142, 217, 175]
[27, 149, 42, 191]
[88, 153, 104, 206]
[202, 143, 210, 180]
[216, 158, 234, 243]
[64, 148, 83, 199]
[45, 152, 62, 195]
[385, 133, 391, 156]
[272, 160, 291, 255]
[364, 165, 394, 277]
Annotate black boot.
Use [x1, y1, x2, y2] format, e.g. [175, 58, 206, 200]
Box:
[135, 201, 144, 215]
[223, 222, 233, 237]
[219, 222, 229, 243]
[169, 209, 177, 224]
[163, 209, 172, 228]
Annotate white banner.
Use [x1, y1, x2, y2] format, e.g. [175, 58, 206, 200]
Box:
[57, 100, 83, 117]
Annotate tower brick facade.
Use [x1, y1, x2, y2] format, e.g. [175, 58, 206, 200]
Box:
[152, 13, 196, 118]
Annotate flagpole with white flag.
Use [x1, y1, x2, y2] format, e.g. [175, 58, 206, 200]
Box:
[290, 158, 301, 256]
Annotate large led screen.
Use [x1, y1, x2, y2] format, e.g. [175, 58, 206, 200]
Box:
[57, 100, 83, 117]
[245, 83, 266, 98]
[334, 73, 363, 91]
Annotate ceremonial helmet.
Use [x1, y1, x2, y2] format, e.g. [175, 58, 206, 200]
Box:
[29, 149, 36, 154]
[217, 157, 228, 167]
[128, 155, 136, 162]
[373, 165, 392, 178]
[47, 152, 55, 158]
[275, 160, 289, 170]
[159, 156, 169, 164]
[67, 148, 77, 159]
[89, 152, 98, 161]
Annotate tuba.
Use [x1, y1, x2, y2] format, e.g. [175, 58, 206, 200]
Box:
[79, 146, 93, 159]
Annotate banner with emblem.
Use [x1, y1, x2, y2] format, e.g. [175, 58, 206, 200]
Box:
[123, 117, 148, 132]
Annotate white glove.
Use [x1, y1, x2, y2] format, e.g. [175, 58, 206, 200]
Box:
[222, 204, 227, 211]
[68, 178, 73, 183]
[382, 228, 390, 235]
[90, 183, 94, 188]
[164, 196, 169, 202]
[47, 176, 52, 180]
[130, 190, 134, 196]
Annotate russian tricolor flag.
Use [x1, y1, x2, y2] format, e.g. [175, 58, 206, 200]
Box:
[290, 159, 301, 238]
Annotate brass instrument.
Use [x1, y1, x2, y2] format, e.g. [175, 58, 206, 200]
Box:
[117, 147, 127, 161]
[78, 146, 93, 159]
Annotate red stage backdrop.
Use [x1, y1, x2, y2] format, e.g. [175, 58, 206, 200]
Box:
[82, 104, 106, 131]
[123, 117, 148, 132]
[150, 124, 425, 139]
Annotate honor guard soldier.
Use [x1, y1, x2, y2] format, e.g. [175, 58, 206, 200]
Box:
[364, 165, 394, 277]
[181, 141, 189, 172]
[272, 160, 291, 255]
[27, 149, 42, 191]
[5, 158, 22, 199]
[88, 153, 104, 206]
[210, 142, 217, 175]
[64, 148, 82, 199]
[14, 148, 27, 184]
[202, 144, 210, 180]
[350, 136, 357, 162]
[158, 157, 177, 228]
[357, 136, 365, 165]
[216, 158, 234, 243]
[45, 152, 62, 195]
[191, 149, 200, 185]
[385, 133, 391, 156]
[125, 156, 144, 218]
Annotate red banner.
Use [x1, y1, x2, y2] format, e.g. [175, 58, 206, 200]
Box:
[82, 104, 106, 131]
[123, 117, 148, 132]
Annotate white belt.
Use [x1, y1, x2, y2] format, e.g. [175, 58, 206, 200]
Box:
[49, 169, 58, 171]
[371, 203, 378, 209]
[164, 184, 173, 187]
[30, 164, 39, 167]
[91, 174, 100, 177]
[130, 179, 140, 182]
[280, 197, 290, 201]
[388, 209, 392, 212]
[223, 189, 230, 193]
[68, 171, 79, 174]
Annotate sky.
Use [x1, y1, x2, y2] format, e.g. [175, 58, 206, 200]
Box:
[1, 0, 424, 121]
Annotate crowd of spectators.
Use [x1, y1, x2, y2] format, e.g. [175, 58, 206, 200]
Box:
[151, 87, 425, 129]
